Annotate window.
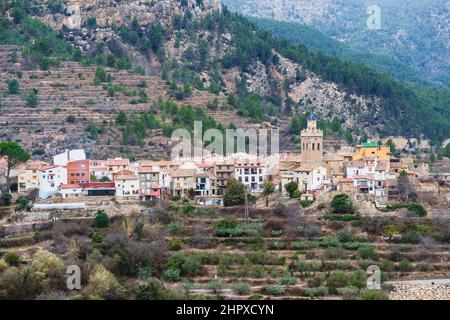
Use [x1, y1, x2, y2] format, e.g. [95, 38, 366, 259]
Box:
[318, 143, 320, 150]
[312, 143, 315, 151]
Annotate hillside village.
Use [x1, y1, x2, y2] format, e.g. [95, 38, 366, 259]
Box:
[0, 0, 449, 302]
[1, 116, 448, 214]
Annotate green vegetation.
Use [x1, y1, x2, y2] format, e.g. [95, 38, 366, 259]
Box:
[0, 142, 31, 192]
[92, 210, 111, 229]
[223, 178, 246, 207]
[284, 181, 300, 199]
[330, 194, 355, 215]
[211, 9, 450, 142]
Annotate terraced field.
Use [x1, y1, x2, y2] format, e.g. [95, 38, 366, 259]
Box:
[0, 45, 247, 160]
[1, 201, 447, 300]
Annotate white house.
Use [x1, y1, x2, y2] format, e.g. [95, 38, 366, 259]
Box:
[58, 184, 83, 199]
[234, 162, 269, 193]
[195, 173, 213, 196]
[38, 165, 67, 199]
[294, 165, 328, 192]
[346, 157, 377, 178]
[53, 149, 86, 166]
[114, 170, 139, 197]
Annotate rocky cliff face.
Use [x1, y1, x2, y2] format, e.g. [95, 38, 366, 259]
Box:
[28, 0, 385, 137]
[35, 0, 222, 30]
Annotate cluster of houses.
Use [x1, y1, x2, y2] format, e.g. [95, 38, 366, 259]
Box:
[2, 116, 433, 205]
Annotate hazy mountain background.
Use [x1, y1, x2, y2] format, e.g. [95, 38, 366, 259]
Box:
[223, 0, 450, 87]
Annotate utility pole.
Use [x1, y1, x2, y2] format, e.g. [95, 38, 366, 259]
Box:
[244, 186, 249, 224]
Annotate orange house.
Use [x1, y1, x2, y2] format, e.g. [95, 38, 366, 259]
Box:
[67, 160, 90, 185]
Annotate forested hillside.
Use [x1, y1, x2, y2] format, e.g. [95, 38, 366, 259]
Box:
[0, 0, 449, 145]
[224, 0, 450, 87]
[248, 18, 435, 87]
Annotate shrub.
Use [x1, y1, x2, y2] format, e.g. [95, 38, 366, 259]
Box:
[0, 193, 12, 206]
[380, 260, 395, 272]
[331, 194, 354, 214]
[398, 244, 413, 252]
[359, 289, 389, 300]
[66, 115, 76, 123]
[92, 210, 110, 228]
[4, 253, 20, 266]
[401, 230, 421, 244]
[16, 196, 31, 211]
[381, 224, 400, 239]
[305, 286, 329, 297]
[326, 270, 349, 294]
[232, 282, 252, 295]
[7, 80, 20, 95]
[166, 222, 183, 235]
[405, 203, 427, 216]
[206, 281, 224, 294]
[337, 229, 354, 243]
[397, 259, 412, 272]
[337, 286, 359, 299]
[279, 272, 297, 286]
[304, 225, 320, 239]
[265, 285, 285, 296]
[418, 262, 432, 272]
[213, 219, 236, 237]
[163, 268, 181, 282]
[357, 245, 379, 260]
[299, 199, 313, 208]
[284, 181, 299, 198]
[323, 247, 347, 260]
[169, 238, 184, 251]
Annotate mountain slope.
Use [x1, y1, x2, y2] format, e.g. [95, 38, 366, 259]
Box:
[1, 0, 449, 147]
[247, 17, 436, 87]
[224, 0, 450, 88]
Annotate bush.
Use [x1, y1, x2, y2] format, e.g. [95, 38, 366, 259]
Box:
[418, 262, 432, 272]
[299, 199, 313, 208]
[92, 210, 110, 228]
[0, 193, 12, 206]
[380, 260, 395, 272]
[331, 194, 354, 215]
[284, 181, 299, 198]
[304, 225, 320, 239]
[206, 281, 224, 294]
[16, 196, 32, 211]
[305, 286, 329, 297]
[232, 282, 252, 295]
[326, 270, 349, 294]
[4, 253, 20, 266]
[401, 230, 421, 244]
[397, 259, 412, 272]
[359, 289, 389, 300]
[279, 272, 297, 286]
[265, 285, 285, 296]
[337, 229, 354, 243]
[405, 203, 427, 216]
[163, 268, 181, 282]
[166, 222, 183, 235]
[169, 238, 184, 251]
[337, 286, 359, 299]
[357, 245, 379, 260]
[65, 115, 76, 124]
[7, 80, 20, 95]
[323, 247, 347, 260]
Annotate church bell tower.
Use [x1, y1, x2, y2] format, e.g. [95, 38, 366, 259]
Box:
[301, 115, 323, 163]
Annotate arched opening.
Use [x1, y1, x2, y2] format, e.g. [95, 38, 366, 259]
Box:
[318, 143, 320, 151]
[312, 143, 315, 151]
